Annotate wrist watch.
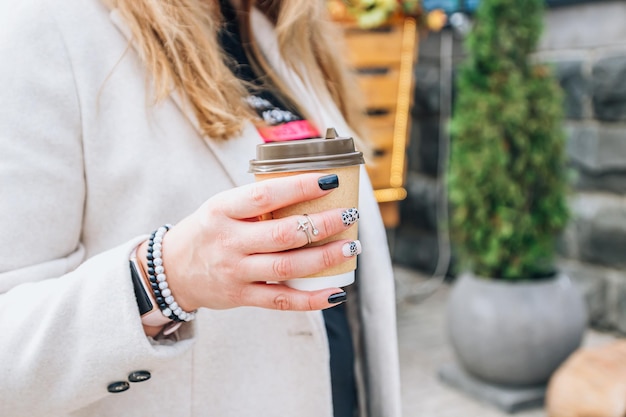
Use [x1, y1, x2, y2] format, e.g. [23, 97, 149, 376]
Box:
[129, 248, 182, 334]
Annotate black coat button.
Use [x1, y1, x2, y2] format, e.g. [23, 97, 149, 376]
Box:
[107, 381, 130, 393]
[128, 370, 152, 383]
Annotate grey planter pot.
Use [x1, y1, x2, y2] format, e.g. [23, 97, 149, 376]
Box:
[447, 272, 588, 386]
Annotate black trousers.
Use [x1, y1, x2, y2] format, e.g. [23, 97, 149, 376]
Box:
[323, 303, 357, 417]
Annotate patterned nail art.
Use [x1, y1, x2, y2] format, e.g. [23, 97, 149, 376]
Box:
[342, 240, 362, 257]
[341, 208, 359, 226]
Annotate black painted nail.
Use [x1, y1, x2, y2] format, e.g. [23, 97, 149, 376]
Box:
[328, 292, 347, 304]
[318, 174, 339, 190]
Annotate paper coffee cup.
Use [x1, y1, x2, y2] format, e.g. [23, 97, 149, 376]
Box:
[249, 128, 364, 291]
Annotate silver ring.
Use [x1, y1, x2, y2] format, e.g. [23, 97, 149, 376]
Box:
[303, 214, 319, 237]
[297, 217, 313, 244]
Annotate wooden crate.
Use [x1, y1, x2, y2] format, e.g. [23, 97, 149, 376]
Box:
[329, 6, 418, 228]
[344, 25, 405, 67]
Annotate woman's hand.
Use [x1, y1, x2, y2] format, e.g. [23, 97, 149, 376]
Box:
[137, 173, 359, 313]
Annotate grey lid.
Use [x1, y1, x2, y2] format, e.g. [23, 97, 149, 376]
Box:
[249, 128, 364, 173]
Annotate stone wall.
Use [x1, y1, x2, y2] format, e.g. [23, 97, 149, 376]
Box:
[539, 1, 626, 333]
[394, 1, 626, 333]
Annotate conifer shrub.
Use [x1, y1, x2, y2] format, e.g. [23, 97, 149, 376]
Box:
[448, 0, 569, 280]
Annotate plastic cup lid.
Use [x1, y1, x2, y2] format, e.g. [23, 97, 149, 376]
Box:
[249, 128, 364, 173]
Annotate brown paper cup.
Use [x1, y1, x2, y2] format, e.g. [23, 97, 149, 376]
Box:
[254, 166, 359, 290]
[249, 129, 364, 291]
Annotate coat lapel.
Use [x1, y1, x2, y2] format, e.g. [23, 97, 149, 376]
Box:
[109, 9, 258, 188]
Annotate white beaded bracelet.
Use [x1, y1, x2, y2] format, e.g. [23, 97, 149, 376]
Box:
[146, 225, 196, 322]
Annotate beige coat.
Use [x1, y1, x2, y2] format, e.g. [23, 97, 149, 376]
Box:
[0, 0, 402, 416]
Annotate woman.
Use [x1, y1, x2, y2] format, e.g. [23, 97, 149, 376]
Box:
[0, 0, 402, 416]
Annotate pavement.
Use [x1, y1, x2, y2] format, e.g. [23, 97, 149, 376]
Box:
[393, 264, 618, 417]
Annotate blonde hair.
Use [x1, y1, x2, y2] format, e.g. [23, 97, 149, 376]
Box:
[103, 0, 363, 141]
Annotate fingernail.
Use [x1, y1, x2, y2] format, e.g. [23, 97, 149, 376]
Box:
[318, 174, 339, 190]
[341, 208, 359, 226]
[328, 292, 347, 304]
[342, 240, 362, 257]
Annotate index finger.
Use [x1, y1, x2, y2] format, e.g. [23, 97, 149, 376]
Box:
[217, 173, 339, 219]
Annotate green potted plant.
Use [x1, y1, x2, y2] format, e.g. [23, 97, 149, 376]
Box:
[445, 0, 587, 389]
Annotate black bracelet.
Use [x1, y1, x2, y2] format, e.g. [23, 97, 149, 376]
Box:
[146, 225, 196, 323]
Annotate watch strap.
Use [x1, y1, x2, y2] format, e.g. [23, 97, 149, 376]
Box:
[129, 248, 181, 331]
[130, 257, 153, 315]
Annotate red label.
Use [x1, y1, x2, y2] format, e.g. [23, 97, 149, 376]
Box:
[257, 120, 320, 142]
